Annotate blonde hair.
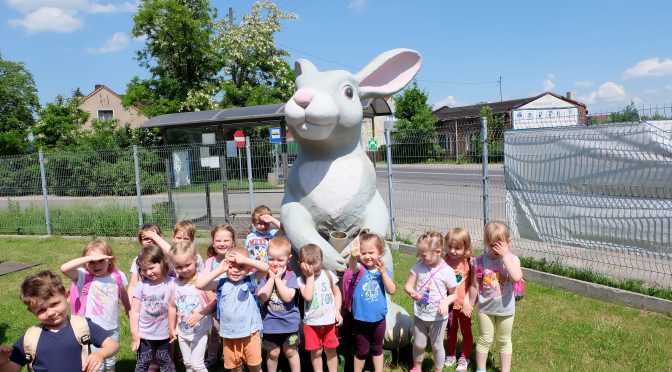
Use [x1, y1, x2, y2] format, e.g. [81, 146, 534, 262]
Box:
[170, 240, 198, 259]
[82, 239, 117, 273]
[138, 223, 162, 244]
[268, 236, 292, 257]
[299, 244, 322, 266]
[173, 220, 196, 241]
[21, 270, 66, 310]
[226, 245, 249, 259]
[251, 205, 272, 224]
[137, 244, 170, 277]
[208, 224, 236, 258]
[416, 230, 443, 253]
[483, 220, 511, 246]
[359, 232, 385, 255]
[444, 227, 472, 258]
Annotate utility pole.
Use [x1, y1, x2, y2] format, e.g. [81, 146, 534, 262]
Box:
[499, 76, 503, 102]
[228, 7, 234, 25]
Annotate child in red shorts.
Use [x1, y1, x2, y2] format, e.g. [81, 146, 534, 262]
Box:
[298, 244, 343, 372]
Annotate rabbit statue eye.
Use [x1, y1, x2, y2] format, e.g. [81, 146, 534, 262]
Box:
[342, 85, 354, 100]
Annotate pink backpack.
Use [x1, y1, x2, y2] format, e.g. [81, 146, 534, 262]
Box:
[342, 265, 365, 312]
[69, 270, 124, 315]
[473, 254, 524, 302]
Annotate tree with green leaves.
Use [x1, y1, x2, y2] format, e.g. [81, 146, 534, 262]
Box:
[608, 101, 640, 123]
[391, 81, 444, 162]
[0, 54, 40, 155]
[124, 0, 219, 116]
[32, 94, 89, 148]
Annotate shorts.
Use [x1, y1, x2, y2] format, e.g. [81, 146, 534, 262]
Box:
[92, 328, 118, 371]
[223, 332, 262, 369]
[261, 331, 301, 350]
[303, 324, 339, 351]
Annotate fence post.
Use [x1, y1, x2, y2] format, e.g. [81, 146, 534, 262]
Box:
[481, 117, 489, 226]
[384, 119, 397, 242]
[133, 145, 144, 227]
[220, 154, 230, 223]
[38, 150, 52, 235]
[245, 136, 255, 213]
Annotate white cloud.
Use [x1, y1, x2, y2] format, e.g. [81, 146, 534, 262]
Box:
[543, 73, 555, 91]
[665, 84, 672, 92]
[7, 0, 89, 14]
[574, 80, 594, 88]
[8, 7, 83, 34]
[580, 81, 627, 105]
[86, 32, 130, 53]
[433, 95, 458, 109]
[643, 88, 659, 95]
[348, 0, 366, 12]
[623, 57, 672, 79]
[89, 1, 136, 14]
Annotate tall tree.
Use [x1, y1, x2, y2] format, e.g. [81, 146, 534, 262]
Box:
[124, 0, 219, 116]
[215, 0, 296, 108]
[33, 94, 89, 148]
[0, 54, 40, 155]
[608, 101, 640, 123]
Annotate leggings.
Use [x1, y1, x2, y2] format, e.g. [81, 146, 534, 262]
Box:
[446, 308, 473, 358]
[412, 317, 449, 367]
[352, 319, 386, 360]
[177, 333, 209, 372]
[135, 338, 176, 372]
[476, 312, 515, 355]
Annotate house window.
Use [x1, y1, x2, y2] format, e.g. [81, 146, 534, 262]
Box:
[98, 110, 114, 122]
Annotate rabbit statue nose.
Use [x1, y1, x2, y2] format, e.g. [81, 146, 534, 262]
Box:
[293, 89, 314, 109]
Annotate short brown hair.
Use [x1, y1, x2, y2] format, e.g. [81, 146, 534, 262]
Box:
[83, 239, 117, 273]
[138, 223, 162, 244]
[208, 224, 236, 258]
[483, 220, 510, 246]
[444, 227, 472, 258]
[359, 232, 385, 255]
[137, 244, 171, 276]
[226, 245, 249, 259]
[251, 205, 272, 224]
[174, 220, 196, 241]
[299, 244, 323, 265]
[268, 236, 292, 257]
[20, 270, 66, 309]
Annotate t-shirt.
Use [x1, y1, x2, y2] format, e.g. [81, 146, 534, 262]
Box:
[352, 268, 391, 322]
[217, 274, 262, 339]
[245, 229, 278, 263]
[258, 270, 301, 333]
[174, 275, 213, 340]
[9, 317, 110, 371]
[133, 276, 175, 340]
[410, 261, 457, 321]
[445, 258, 471, 310]
[75, 268, 128, 330]
[475, 253, 519, 316]
[298, 270, 339, 326]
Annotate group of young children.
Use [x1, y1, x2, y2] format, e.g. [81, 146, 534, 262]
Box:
[0, 201, 523, 372]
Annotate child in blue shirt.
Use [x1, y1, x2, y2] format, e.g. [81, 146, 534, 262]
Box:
[245, 205, 284, 263]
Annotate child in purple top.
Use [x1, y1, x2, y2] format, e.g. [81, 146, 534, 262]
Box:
[130, 245, 176, 372]
[257, 237, 301, 372]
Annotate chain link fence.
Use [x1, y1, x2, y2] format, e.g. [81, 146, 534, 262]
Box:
[0, 106, 670, 289]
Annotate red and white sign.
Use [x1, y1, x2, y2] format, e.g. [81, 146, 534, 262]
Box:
[233, 130, 245, 148]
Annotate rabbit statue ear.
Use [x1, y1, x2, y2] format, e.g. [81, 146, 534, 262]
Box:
[295, 59, 319, 78]
[355, 49, 422, 99]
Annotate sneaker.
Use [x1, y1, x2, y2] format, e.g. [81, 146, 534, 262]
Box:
[456, 356, 469, 372]
[444, 355, 457, 367]
[204, 357, 216, 369]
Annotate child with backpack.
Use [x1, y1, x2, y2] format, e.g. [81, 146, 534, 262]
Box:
[202, 224, 237, 368]
[404, 231, 457, 372]
[347, 232, 396, 372]
[468, 220, 523, 372]
[168, 241, 216, 372]
[298, 243, 343, 372]
[256, 237, 301, 372]
[60, 239, 131, 371]
[443, 227, 474, 372]
[196, 245, 269, 372]
[130, 245, 177, 372]
[0, 270, 119, 372]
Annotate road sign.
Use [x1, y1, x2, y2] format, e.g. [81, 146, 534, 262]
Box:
[269, 127, 282, 144]
[234, 130, 245, 148]
[367, 137, 378, 151]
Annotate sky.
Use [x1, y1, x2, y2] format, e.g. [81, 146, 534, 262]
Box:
[2, 0, 672, 114]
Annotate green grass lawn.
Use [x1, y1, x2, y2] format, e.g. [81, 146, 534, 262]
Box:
[0, 237, 670, 371]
